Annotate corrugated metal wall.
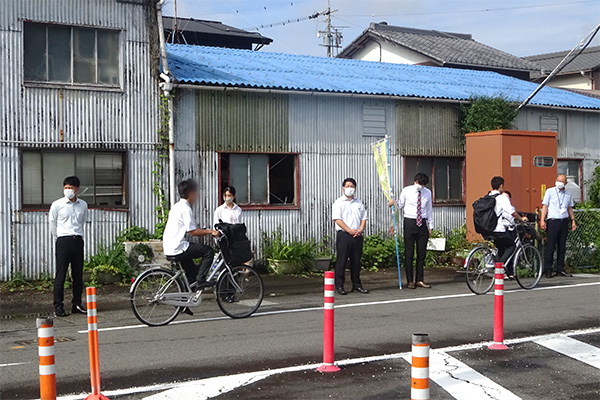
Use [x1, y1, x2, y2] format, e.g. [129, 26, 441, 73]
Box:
[0, 0, 160, 279]
[183, 92, 467, 258]
[196, 90, 289, 152]
[396, 100, 464, 156]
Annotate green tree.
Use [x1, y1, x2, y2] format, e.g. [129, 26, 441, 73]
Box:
[588, 161, 600, 207]
[460, 96, 519, 134]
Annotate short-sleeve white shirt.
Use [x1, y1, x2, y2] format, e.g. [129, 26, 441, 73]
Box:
[332, 195, 367, 231]
[491, 190, 515, 232]
[542, 187, 573, 220]
[213, 203, 243, 226]
[163, 199, 197, 256]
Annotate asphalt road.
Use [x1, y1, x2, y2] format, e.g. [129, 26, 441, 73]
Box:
[1, 273, 599, 399]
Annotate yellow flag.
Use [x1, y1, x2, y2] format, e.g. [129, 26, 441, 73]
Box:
[372, 138, 392, 200]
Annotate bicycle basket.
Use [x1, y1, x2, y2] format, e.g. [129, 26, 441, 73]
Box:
[517, 224, 537, 243]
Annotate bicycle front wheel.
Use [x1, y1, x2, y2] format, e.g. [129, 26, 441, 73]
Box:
[130, 268, 183, 326]
[514, 244, 543, 290]
[216, 266, 264, 319]
[465, 246, 496, 295]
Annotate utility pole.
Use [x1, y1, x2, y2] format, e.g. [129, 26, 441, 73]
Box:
[318, 0, 343, 57]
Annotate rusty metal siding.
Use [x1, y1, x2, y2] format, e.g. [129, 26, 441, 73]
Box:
[0, 0, 160, 279]
[196, 90, 289, 152]
[187, 92, 465, 259]
[396, 100, 464, 156]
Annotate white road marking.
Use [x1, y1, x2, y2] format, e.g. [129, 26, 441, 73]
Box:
[78, 280, 600, 333]
[0, 362, 30, 368]
[403, 352, 522, 400]
[58, 326, 600, 400]
[534, 335, 600, 369]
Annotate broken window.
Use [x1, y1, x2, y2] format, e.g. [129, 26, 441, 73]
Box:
[23, 22, 120, 87]
[220, 153, 299, 208]
[21, 150, 126, 208]
[404, 157, 464, 204]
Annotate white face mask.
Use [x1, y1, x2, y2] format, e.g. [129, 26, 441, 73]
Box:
[415, 184, 424, 192]
[555, 181, 565, 190]
[64, 189, 76, 200]
[224, 196, 234, 204]
[344, 187, 355, 197]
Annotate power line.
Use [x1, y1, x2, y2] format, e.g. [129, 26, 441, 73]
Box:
[518, 22, 600, 110]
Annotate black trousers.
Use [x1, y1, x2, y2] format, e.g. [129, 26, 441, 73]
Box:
[545, 218, 569, 273]
[172, 243, 215, 285]
[335, 231, 364, 289]
[490, 231, 516, 275]
[54, 236, 84, 310]
[403, 218, 429, 283]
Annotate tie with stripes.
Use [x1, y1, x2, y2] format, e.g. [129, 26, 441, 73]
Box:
[416, 190, 423, 227]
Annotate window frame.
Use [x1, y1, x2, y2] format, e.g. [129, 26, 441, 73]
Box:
[22, 20, 123, 91]
[20, 149, 128, 210]
[218, 152, 301, 210]
[403, 156, 465, 205]
[557, 158, 584, 200]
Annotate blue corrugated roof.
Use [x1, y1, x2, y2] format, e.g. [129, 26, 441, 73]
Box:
[166, 44, 600, 110]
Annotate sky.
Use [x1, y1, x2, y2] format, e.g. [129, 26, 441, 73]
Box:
[161, 0, 600, 58]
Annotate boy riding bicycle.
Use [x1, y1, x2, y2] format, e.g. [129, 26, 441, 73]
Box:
[488, 176, 528, 278]
[162, 180, 219, 291]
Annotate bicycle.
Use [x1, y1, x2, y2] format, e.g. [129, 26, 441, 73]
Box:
[130, 228, 264, 326]
[464, 220, 543, 295]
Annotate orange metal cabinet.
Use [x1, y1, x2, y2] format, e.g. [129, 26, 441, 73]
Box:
[465, 129, 558, 241]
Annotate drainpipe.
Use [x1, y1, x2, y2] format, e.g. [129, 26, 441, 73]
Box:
[156, 0, 176, 207]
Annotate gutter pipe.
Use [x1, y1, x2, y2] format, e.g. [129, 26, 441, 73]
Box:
[156, 0, 176, 207]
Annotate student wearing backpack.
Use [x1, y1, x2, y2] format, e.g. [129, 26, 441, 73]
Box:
[485, 176, 527, 278]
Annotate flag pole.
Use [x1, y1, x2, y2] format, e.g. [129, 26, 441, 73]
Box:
[385, 136, 403, 290]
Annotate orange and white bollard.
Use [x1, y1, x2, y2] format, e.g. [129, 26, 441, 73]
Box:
[37, 317, 57, 400]
[489, 262, 509, 350]
[85, 287, 109, 400]
[317, 271, 340, 373]
[411, 333, 430, 400]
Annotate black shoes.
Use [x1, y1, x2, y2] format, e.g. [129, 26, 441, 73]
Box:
[407, 282, 416, 289]
[557, 271, 573, 277]
[545, 270, 553, 278]
[193, 280, 216, 290]
[182, 307, 194, 316]
[71, 304, 87, 314]
[337, 287, 348, 295]
[55, 307, 67, 317]
[352, 286, 370, 294]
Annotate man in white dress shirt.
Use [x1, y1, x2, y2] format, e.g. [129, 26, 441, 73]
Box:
[540, 174, 576, 278]
[389, 173, 433, 289]
[49, 176, 88, 317]
[163, 180, 219, 298]
[332, 178, 369, 295]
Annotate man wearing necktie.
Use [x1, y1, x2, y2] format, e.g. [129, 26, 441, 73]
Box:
[540, 174, 576, 278]
[389, 173, 434, 289]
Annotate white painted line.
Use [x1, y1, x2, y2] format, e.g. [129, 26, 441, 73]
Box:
[59, 326, 600, 400]
[534, 336, 600, 370]
[408, 351, 522, 400]
[78, 281, 600, 333]
[0, 362, 30, 368]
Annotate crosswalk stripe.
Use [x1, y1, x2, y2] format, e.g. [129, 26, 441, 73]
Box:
[403, 351, 522, 400]
[534, 335, 600, 370]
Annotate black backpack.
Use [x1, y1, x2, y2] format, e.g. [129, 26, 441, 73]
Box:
[472, 193, 500, 235]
